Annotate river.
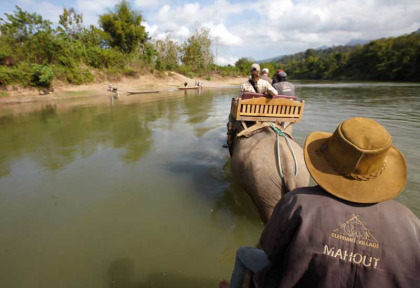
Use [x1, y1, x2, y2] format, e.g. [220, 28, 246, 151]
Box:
[0, 82, 419, 287]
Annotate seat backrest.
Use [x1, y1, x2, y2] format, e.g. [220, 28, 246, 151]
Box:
[231, 97, 305, 123]
[242, 92, 297, 101]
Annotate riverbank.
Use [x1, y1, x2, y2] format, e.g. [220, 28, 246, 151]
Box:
[0, 72, 247, 105]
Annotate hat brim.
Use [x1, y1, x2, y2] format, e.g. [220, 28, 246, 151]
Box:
[304, 131, 407, 203]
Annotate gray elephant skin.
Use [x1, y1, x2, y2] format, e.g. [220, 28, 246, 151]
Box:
[231, 126, 310, 222]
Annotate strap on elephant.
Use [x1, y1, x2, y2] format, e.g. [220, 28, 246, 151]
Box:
[269, 123, 298, 180]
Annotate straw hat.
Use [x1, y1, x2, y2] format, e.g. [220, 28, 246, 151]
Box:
[304, 117, 407, 203]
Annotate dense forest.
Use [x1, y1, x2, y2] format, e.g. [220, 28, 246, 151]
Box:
[0, 1, 221, 90]
[0, 0, 419, 92]
[257, 31, 420, 81]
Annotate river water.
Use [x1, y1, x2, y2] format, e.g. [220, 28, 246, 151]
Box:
[0, 82, 419, 287]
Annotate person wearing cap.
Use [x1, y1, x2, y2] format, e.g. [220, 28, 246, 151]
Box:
[261, 68, 272, 83]
[273, 71, 295, 96]
[220, 117, 420, 288]
[223, 64, 277, 148]
[271, 69, 284, 85]
[240, 63, 277, 96]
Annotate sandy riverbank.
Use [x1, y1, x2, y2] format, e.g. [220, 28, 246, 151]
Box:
[0, 72, 247, 105]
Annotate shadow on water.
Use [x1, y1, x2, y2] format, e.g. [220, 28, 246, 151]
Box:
[183, 89, 214, 125]
[0, 97, 192, 176]
[107, 258, 215, 288]
[211, 160, 262, 224]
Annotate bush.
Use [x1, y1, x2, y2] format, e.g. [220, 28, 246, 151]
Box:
[0, 67, 12, 86]
[31, 64, 54, 87]
[0, 64, 33, 87]
[186, 71, 195, 78]
[123, 67, 138, 77]
[154, 70, 166, 78]
[66, 67, 94, 84]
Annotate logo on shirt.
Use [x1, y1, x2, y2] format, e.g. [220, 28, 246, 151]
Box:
[331, 214, 380, 249]
[322, 214, 381, 269]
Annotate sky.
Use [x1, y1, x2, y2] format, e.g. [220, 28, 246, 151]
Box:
[1, 0, 419, 65]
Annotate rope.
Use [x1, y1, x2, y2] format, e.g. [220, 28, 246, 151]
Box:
[269, 123, 299, 179]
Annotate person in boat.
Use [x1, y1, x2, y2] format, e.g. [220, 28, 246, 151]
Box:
[261, 68, 272, 83]
[219, 117, 420, 288]
[273, 71, 295, 96]
[240, 63, 277, 97]
[184, 82, 188, 87]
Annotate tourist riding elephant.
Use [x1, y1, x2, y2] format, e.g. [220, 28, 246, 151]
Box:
[230, 124, 310, 223]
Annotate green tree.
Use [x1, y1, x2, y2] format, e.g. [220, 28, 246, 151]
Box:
[180, 25, 213, 73]
[98, 0, 148, 53]
[154, 35, 179, 70]
[1, 6, 52, 43]
[57, 8, 84, 40]
[235, 57, 254, 74]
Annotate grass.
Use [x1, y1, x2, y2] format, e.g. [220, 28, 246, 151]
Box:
[0, 91, 9, 97]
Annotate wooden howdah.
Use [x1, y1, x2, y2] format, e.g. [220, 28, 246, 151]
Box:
[230, 93, 305, 123]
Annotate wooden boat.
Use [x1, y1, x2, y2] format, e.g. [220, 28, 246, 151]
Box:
[126, 90, 160, 95]
[178, 86, 202, 90]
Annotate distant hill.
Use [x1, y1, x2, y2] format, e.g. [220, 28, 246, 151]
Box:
[257, 30, 420, 63]
[259, 30, 419, 81]
[317, 45, 329, 50]
[345, 39, 371, 46]
[257, 55, 284, 63]
[258, 38, 374, 63]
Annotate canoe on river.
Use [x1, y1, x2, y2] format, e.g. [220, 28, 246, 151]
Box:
[178, 86, 202, 90]
[127, 90, 160, 95]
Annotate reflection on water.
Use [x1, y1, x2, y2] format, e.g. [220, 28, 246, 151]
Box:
[0, 82, 419, 287]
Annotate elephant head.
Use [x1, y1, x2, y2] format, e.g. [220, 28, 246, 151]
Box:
[230, 124, 310, 222]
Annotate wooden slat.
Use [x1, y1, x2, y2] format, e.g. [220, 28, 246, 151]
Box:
[231, 97, 305, 122]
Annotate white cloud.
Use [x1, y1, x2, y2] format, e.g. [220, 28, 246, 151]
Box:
[143, 22, 158, 35]
[206, 23, 242, 46]
[36, 2, 64, 24]
[75, 0, 117, 26]
[134, 0, 161, 8]
[216, 54, 238, 66]
[174, 26, 191, 38]
[4, 0, 419, 62]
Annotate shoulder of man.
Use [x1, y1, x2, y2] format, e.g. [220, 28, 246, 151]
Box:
[257, 78, 271, 85]
[284, 186, 420, 224]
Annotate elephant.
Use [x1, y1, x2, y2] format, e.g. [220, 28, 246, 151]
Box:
[230, 123, 310, 223]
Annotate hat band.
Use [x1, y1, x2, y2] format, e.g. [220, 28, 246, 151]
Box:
[318, 143, 387, 181]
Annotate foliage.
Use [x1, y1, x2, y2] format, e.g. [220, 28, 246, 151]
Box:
[98, 0, 148, 53]
[1, 6, 53, 43]
[153, 35, 180, 70]
[234, 57, 254, 75]
[0, 2, 418, 90]
[57, 8, 84, 40]
[263, 32, 420, 81]
[180, 25, 213, 74]
[31, 64, 53, 87]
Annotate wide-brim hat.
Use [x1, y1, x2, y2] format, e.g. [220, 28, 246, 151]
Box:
[304, 117, 407, 203]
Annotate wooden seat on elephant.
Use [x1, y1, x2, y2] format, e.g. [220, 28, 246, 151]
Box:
[230, 94, 305, 123]
[241, 92, 297, 101]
